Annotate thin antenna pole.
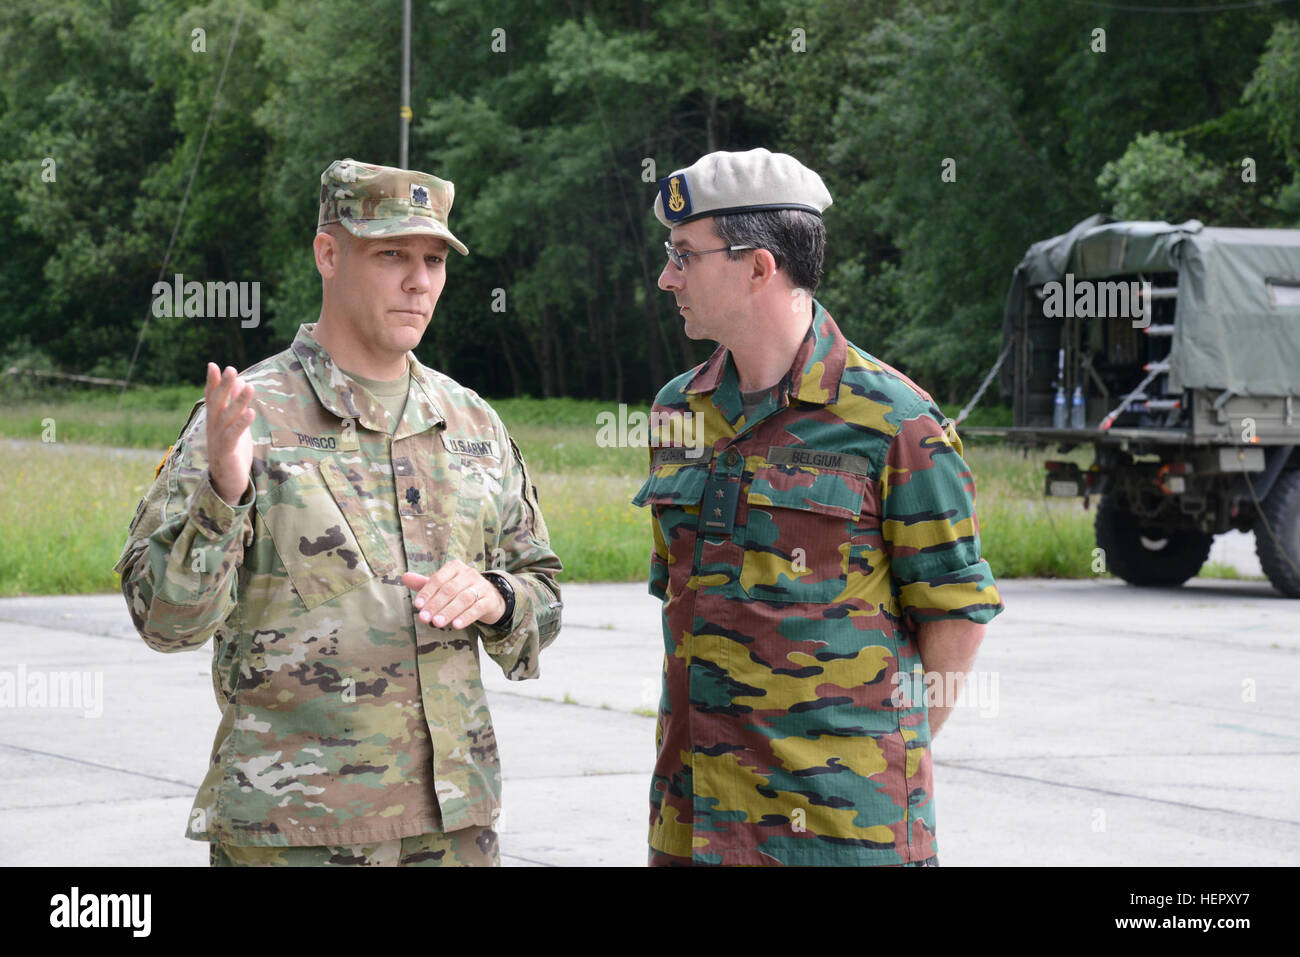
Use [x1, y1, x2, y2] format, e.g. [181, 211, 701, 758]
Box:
[399, 0, 411, 168]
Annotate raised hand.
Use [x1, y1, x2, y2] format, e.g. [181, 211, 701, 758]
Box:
[205, 363, 255, 506]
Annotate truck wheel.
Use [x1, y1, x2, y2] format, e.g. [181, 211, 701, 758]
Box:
[1095, 494, 1212, 587]
[1254, 470, 1300, 598]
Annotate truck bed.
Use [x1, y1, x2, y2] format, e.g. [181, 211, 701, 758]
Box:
[962, 425, 1197, 449]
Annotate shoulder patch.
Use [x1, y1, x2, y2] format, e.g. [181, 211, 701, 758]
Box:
[154, 444, 174, 480]
[127, 496, 146, 534]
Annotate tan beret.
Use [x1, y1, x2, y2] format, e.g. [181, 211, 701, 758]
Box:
[653, 148, 832, 227]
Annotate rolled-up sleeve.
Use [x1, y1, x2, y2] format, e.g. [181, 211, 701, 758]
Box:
[880, 398, 1004, 626]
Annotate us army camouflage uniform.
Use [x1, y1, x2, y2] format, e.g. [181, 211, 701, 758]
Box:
[632, 301, 1003, 866]
[209, 827, 497, 867]
[114, 323, 561, 856]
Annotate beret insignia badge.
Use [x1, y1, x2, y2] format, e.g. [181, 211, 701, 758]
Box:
[659, 174, 692, 221]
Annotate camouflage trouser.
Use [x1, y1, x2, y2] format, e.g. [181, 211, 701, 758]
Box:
[648, 848, 939, 867]
[210, 826, 499, 867]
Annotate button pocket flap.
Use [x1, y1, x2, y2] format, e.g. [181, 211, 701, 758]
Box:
[317, 458, 398, 575]
[748, 460, 867, 519]
[256, 463, 374, 610]
[632, 460, 710, 508]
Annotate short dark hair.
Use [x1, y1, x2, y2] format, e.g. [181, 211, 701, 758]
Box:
[711, 208, 826, 293]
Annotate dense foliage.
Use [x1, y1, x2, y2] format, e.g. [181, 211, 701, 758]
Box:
[2, 0, 1298, 405]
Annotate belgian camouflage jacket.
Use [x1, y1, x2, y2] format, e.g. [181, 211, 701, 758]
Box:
[633, 301, 1003, 865]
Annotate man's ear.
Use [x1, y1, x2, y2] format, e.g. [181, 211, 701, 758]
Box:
[750, 248, 779, 287]
[314, 230, 341, 279]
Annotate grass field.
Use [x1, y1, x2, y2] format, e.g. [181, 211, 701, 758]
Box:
[0, 383, 1107, 595]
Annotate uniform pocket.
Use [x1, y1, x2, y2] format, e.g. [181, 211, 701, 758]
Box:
[740, 462, 867, 603]
[631, 460, 707, 512]
[317, 459, 397, 575]
[633, 462, 709, 518]
[256, 463, 377, 610]
[633, 461, 709, 591]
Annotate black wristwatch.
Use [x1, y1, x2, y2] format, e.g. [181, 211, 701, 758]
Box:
[481, 571, 515, 628]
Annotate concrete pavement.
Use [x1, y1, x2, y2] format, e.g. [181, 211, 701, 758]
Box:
[1, 578, 1298, 866]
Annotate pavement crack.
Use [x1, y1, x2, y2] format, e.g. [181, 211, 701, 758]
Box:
[484, 687, 655, 716]
[1000, 622, 1300, 653]
[0, 793, 194, 812]
[504, 771, 647, 780]
[935, 761, 1300, 826]
[942, 750, 1300, 761]
[499, 853, 557, 867]
[0, 741, 198, 790]
[0, 615, 139, 642]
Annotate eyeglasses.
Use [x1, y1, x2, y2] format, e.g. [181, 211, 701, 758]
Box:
[664, 241, 756, 270]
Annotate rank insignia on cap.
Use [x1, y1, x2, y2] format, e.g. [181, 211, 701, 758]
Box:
[410, 184, 430, 208]
[659, 174, 692, 221]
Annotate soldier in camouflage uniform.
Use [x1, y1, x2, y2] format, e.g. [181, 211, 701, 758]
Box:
[633, 149, 1004, 866]
[114, 159, 562, 866]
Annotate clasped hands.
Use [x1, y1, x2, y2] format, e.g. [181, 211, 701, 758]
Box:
[402, 561, 507, 631]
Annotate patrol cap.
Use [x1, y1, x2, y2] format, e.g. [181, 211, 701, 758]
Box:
[653, 148, 832, 227]
[317, 158, 468, 255]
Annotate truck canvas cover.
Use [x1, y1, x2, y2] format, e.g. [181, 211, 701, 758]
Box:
[1000, 214, 1300, 397]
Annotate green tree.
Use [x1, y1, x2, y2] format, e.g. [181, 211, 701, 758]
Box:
[1244, 18, 1300, 221]
[824, 4, 1068, 401]
[1097, 132, 1225, 223]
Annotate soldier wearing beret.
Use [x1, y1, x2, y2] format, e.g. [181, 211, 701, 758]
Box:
[633, 148, 1004, 866]
[115, 159, 562, 866]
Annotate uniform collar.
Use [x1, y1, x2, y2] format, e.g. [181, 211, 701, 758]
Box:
[291, 323, 446, 437]
[682, 299, 848, 417]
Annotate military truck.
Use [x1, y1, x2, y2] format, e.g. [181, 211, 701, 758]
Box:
[968, 214, 1300, 597]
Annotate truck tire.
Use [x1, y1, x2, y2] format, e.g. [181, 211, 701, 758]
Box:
[1095, 494, 1212, 587]
[1254, 470, 1300, 598]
